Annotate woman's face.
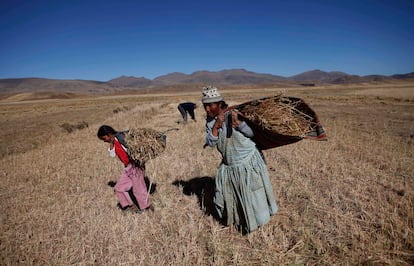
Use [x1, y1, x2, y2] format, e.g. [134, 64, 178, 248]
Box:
[203, 102, 221, 118]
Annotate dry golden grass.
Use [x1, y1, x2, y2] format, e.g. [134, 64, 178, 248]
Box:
[0, 82, 413, 265]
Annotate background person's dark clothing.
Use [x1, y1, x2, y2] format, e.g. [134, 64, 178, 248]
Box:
[178, 102, 196, 123]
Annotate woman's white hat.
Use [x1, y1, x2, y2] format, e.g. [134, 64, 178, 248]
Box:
[201, 85, 223, 103]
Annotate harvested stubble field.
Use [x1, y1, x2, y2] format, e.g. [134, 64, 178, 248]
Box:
[0, 82, 413, 265]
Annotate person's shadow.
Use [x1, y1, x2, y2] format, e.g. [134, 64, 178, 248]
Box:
[172, 176, 221, 221]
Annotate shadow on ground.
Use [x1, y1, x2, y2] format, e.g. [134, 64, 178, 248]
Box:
[172, 176, 220, 220]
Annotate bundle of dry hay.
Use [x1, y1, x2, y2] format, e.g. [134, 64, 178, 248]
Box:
[235, 94, 316, 138]
[124, 127, 167, 165]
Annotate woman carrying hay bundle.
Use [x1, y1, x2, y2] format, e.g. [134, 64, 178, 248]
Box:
[202, 86, 278, 234]
[97, 125, 153, 213]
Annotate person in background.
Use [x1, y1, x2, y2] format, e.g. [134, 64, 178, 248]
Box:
[202, 85, 278, 234]
[177, 102, 197, 124]
[97, 125, 153, 213]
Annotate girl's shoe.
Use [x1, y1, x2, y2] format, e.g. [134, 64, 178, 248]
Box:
[117, 203, 131, 211]
[145, 205, 155, 212]
[135, 205, 154, 214]
[117, 203, 139, 212]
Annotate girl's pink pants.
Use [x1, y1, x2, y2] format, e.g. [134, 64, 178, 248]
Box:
[114, 164, 151, 209]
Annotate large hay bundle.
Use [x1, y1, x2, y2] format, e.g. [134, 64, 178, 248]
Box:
[124, 128, 167, 165]
[234, 95, 326, 149]
[236, 95, 314, 137]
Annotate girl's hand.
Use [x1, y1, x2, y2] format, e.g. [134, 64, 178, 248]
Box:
[109, 137, 114, 149]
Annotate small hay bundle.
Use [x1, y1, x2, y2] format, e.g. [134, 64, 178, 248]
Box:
[124, 127, 166, 165]
[234, 94, 325, 149]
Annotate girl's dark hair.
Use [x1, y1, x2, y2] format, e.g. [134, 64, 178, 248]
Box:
[97, 125, 117, 139]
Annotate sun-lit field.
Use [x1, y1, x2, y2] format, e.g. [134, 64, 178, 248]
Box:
[0, 82, 413, 265]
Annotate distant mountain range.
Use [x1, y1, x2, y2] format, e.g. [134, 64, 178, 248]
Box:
[1, 69, 413, 95]
[108, 69, 414, 87]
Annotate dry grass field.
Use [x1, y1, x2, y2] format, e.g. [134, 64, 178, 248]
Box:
[0, 81, 413, 265]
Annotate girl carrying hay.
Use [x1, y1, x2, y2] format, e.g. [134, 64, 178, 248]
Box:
[97, 125, 153, 213]
[202, 86, 278, 234]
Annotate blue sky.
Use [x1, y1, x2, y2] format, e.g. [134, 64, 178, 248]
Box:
[1, 0, 413, 81]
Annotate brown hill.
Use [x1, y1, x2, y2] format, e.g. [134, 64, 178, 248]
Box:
[1, 69, 413, 97]
[107, 75, 152, 87]
[391, 72, 414, 79]
[290, 70, 414, 84]
[151, 69, 289, 86]
[0, 78, 113, 94]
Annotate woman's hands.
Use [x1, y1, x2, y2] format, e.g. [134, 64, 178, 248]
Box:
[211, 111, 224, 137]
[211, 109, 243, 137]
[230, 110, 243, 128]
[214, 111, 225, 129]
